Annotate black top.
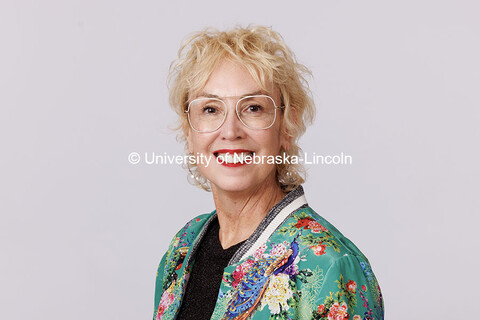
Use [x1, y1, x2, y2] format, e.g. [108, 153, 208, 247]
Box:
[176, 217, 246, 320]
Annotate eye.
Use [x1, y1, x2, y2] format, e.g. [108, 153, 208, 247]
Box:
[243, 104, 264, 113]
[202, 106, 218, 114]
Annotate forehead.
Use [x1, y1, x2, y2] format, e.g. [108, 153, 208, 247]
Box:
[197, 59, 276, 98]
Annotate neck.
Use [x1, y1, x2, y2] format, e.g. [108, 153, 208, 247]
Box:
[211, 179, 286, 249]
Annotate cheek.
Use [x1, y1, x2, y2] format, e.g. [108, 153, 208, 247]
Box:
[189, 136, 199, 154]
[190, 134, 213, 155]
[259, 132, 283, 153]
[184, 125, 194, 154]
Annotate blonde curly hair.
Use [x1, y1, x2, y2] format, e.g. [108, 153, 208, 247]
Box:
[168, 25, 315, 192]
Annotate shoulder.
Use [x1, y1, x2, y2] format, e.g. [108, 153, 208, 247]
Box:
[273, 206, 384, 318]
[275, 206, 371, 268]
[178, 212, 213, 235]
[157, 212, 214, 273]
[165, 212, 215, 252]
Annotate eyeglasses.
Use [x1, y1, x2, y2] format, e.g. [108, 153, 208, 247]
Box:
[185, 95, 284, 133]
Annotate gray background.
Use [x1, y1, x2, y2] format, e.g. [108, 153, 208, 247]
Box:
[1, 0, 479, 319]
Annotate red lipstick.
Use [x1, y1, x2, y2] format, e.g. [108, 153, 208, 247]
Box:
[212, 149, 254, 167]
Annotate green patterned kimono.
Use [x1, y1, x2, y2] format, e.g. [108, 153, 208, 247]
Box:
[153, 186, 384, 320]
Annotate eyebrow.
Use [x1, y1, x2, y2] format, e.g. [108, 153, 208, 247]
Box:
[196, 90, 268, 99]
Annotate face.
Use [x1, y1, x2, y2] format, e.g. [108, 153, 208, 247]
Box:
[184, 59, 290, 194]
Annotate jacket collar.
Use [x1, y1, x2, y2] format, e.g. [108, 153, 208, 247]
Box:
[185, 185, 308, 269]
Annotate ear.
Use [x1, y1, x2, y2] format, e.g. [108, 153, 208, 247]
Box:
[281, 106, 298, 151]
[183, 122, 194, 153]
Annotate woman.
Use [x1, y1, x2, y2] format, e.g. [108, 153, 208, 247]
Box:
[154, 26, 384, 320]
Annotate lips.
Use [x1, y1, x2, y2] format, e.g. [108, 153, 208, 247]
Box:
[213, 149, 255, 166]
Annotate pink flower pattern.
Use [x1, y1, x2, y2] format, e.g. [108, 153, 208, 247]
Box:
[232, 259, 254, 288]
[156, 291, 175, 320]
[347, 280, 357, 293]
[308, 220, 329, 233]
[311, 243, 327, 256]
[270, 241, 288, 256]
[327, 301, 349, 320]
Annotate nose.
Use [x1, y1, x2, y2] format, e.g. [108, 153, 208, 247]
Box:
[219, 101, 246, 140]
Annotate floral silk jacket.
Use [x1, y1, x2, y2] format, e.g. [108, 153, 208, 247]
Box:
[153, 186, 384, 320]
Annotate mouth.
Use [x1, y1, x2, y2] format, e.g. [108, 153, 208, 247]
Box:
[213, 149, 255, 166]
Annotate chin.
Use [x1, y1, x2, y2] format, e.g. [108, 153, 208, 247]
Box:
[210, 173, 277, 195]
[200, 164, 278, 194]
[210, 178, 256, 193]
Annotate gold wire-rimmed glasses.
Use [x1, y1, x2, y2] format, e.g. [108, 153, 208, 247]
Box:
[185, 95, 284, 133]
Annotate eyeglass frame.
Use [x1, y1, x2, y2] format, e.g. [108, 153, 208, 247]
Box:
[184, 94, 285, 133]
